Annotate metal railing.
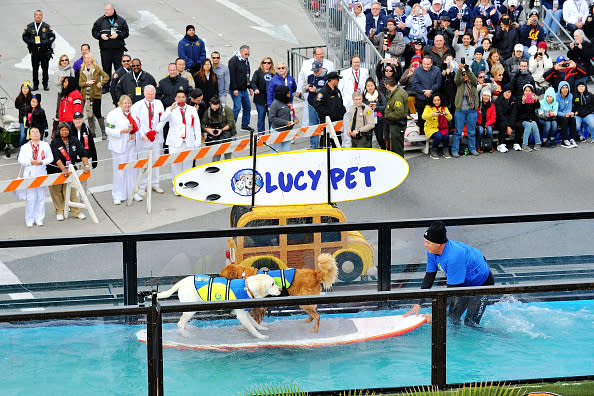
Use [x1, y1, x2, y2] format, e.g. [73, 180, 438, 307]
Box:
[287, 45, 329, 80]
[299, 0, 384, 71]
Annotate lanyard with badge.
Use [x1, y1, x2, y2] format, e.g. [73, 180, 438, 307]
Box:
[34, 22, 42, 45]
[108, 17, 117, 36]
[133, 71, 143, 96]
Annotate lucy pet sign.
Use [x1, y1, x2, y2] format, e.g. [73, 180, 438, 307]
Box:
[174, 148, 409, 206]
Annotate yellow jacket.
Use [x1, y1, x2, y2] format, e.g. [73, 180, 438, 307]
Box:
[421, 105, 452, 139]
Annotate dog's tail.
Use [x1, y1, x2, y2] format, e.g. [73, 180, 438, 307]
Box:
[316, 253, 338, 290]
[155, 279, 185, 300]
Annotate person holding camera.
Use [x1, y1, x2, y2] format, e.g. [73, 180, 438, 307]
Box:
[447, 0, 473, 32]
[371, 18, 406, 59]
[422, 93, 453, 159]
[406, 4, 432, 43]
[493, 14, 519, 60]
[451, 61, 479, 157]
[518, 83, 541, 152]
[529, 42, 553, 95]
[567, 29, 594, 77]
[201, 96, 236, 161]
[22, 10, 55, 92]
[519, 10, 545, 59]
[543, 55, 587, 93]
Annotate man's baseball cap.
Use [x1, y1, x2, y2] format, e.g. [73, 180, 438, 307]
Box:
[326, 71, 342, 80]
[556, 55, 567, 63]
[529, 8, 539, 17]
[394, 2, 405, 8]
[508, 0, 519, 6]
[311, 60, 323, 71]
[73, 112, 84, 119]
[514, 43, 524, 52]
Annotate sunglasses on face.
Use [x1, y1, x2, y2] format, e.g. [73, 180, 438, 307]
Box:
[277, 66, 286, 69]
[131, 64, 141, 68]
[263, 61, 272, 64]
[211, 56, 220, 59]
[61, 59, 69, 62]
[122, 59, 131, 63]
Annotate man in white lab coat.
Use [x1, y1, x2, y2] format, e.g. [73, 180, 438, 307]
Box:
[296, 47, 335, 126]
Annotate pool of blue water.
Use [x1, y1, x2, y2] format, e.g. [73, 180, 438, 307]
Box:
[1, 299, 593, 395]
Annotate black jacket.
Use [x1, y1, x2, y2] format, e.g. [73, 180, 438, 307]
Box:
[250, 69, 273, 106]
[91, 11, 129, 50]
[194, 74, 218, 105]
[493, 25, 519, 59]
[15, 94, 32, 121]
[567, 42, 594, 75]
[110, 65, 130, 105]
[517, 101, 539, 122]
[47, 136, 87, 174]
[28, 107, 48, 135]
[115, 70, 157, 104]
[494, 94, 519, 130]
[72, 123, 98, 168]
[22, 21, 55, 55]
[313, 84, 347, 122]
[511, 71, 535, 99]
[156, 75, 190, 108]
[228, 55, 251, 91]
[573, 88, 594, 117]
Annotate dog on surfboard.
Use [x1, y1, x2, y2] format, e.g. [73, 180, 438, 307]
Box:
[153, 273, 281, 339]
[220, 253, 338, 333]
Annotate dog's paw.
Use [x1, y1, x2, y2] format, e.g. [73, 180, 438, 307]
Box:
[256, 334, 269, 340]
[256, 325, 268, 331]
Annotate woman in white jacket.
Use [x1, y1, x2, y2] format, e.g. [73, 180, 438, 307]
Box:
[529, 42, 553, 94]
[17, 127, 54, 227]
[105, 95, 142, 205]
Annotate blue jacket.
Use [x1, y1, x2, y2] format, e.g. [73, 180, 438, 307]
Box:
[365, 12, 387, 36]
[519, 22, 544, 47]
[412, 65, 442, 101]
[177, 35, 206, 70]
[267, 74, 297, 108]
[556, 81, 573, 116]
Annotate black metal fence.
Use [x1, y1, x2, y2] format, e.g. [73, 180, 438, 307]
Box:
[2, 211, 594, 394]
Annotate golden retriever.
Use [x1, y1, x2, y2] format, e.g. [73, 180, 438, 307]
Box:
[154, 273, 281, 339]
[220, 253, 337, 332]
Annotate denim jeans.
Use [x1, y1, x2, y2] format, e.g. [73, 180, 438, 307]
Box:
[19, 123, 26, 146]
[539, 119, 557, 141]
[232, 90, 251, 129]
[477, 125, 493, 138]
[270, 129, 292, 152]
[452, 109, 478, 153]
[255, 103, 269, 133]
[308, 105, 320, 148]
[522, 121, 541, 145]
[431, 132, 449, 148]
[543, 8, 563, 37]
[575, 114, 594, 138]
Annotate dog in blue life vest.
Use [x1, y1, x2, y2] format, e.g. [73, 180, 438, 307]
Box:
[155, 273, 281, 339]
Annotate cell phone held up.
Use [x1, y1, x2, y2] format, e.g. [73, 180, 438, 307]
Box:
[525, 93, 535, 103]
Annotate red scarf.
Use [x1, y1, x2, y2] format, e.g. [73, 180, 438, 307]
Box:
[31, 142, 45, 161]
[126, 112, 139, 134]
[180, 106, 186, 139]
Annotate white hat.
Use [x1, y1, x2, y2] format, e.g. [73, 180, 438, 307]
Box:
[433, 0, 442, 4]
[480, 87, 492, 97]
[509, 0, 519, 6]
[514, 43, 524, 52]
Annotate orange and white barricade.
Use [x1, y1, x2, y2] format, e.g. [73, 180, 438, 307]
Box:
[1, 163, 99, 223]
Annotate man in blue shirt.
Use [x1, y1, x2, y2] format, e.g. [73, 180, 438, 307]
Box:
[405, 221, 494, 326]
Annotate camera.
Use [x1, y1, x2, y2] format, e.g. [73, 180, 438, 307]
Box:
[460, 57, 466, 65]
[562, 62, 570, 67]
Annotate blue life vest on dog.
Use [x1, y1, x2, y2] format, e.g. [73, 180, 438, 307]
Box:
[257, 269, 295, 290]
[193, 275, 250, 301]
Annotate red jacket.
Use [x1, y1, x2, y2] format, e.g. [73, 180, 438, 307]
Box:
[58, 90, 83, 122]
[476, 102, 496, 127]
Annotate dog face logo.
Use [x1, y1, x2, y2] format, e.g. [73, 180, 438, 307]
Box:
[231, 169, 263, 197]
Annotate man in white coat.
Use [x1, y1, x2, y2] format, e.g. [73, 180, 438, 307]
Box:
[158, 90, 201, 195]
[297, 47, 335, 126]
[130, 85, 165, 194]
[338, 55, 369, 147]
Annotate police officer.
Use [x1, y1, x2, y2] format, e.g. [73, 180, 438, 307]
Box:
[110, 54, 131, 106]
[384, 78, 408, 156]
[313, 71, 347, 147]
[114, 58, 157, 104]
[22, 10, 55, 91]
[91, 3, 129, 92]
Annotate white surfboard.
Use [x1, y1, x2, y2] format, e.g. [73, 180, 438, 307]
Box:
[136, 314, 426, 351]
[174, 148, 409, 206]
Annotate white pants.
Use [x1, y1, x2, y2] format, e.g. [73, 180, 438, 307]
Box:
[111, 149, 137, 201]
[170, 143, 193, 185]
[137, 144, 161, 190]
[25, 187, 46, 224]
[341, 113, 352, 148]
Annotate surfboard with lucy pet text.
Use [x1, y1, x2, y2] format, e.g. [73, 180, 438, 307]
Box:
[136, 314, 426, 351]
[174, 148, 409, 206]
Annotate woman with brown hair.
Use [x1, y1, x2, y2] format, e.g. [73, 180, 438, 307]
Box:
[79, 53, 109, 140]
[251, 57, 275, 133]
[194, 59, 218, 106]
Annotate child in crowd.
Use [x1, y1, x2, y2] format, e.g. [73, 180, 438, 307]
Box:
[26, 94, 48, 140]
[471, 48, 488, 77]
[422, 93, 452, 159]
[518, 84, 541, 152]
[538, 87, 558, 147]
[15, 81, 33, 146]
[556, 81, 579, 148]
[476, 88, 496, 152]
[399, 55, 422, 120]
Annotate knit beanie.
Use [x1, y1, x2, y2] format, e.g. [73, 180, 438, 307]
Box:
[424, 221, 447, 244]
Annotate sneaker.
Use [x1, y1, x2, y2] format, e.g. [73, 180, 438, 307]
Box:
[137, 189, 146, 197]
[77, 213, 86, 220]
[550, 140, 556, 148]
[570, 138, 578, 147]
[429, 148, 440, 159]
[513, 143, 522, 151]
[497, 144, 508, 153]
[451, 150, 460, 158]
[113, 199, 122, 205]
[56, 214, 64, 221]
[26, 222, 33, 228]
[561, 140, 573, 148]
[133, 193, 144, 202]
[579, 135, 586, 142]
[533, 144, 541, 151]
[442, 148, 451, 158]
[35, 220, 44, 227]
[152, 186, 165, 194]
[522, 144, 533, 152]
[470, 150, 480, 156]
[241, 126, 255, 132]
[410, 113, 418, 120]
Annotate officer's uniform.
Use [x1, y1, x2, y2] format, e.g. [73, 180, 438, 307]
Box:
[313, 78, 346, 147]
[384, 86, 409, 156]
[91, 11, 129, 90]
[110, 65, 130, 106]
[22, 21, 55, 90]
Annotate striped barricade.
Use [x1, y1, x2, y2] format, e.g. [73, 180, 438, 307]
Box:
[116, 120, 343, 171]
[0, 171, 90, 192]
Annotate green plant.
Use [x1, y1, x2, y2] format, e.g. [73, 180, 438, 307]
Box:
[401, 382, 526, 396]
[239, 383, 308, 396]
